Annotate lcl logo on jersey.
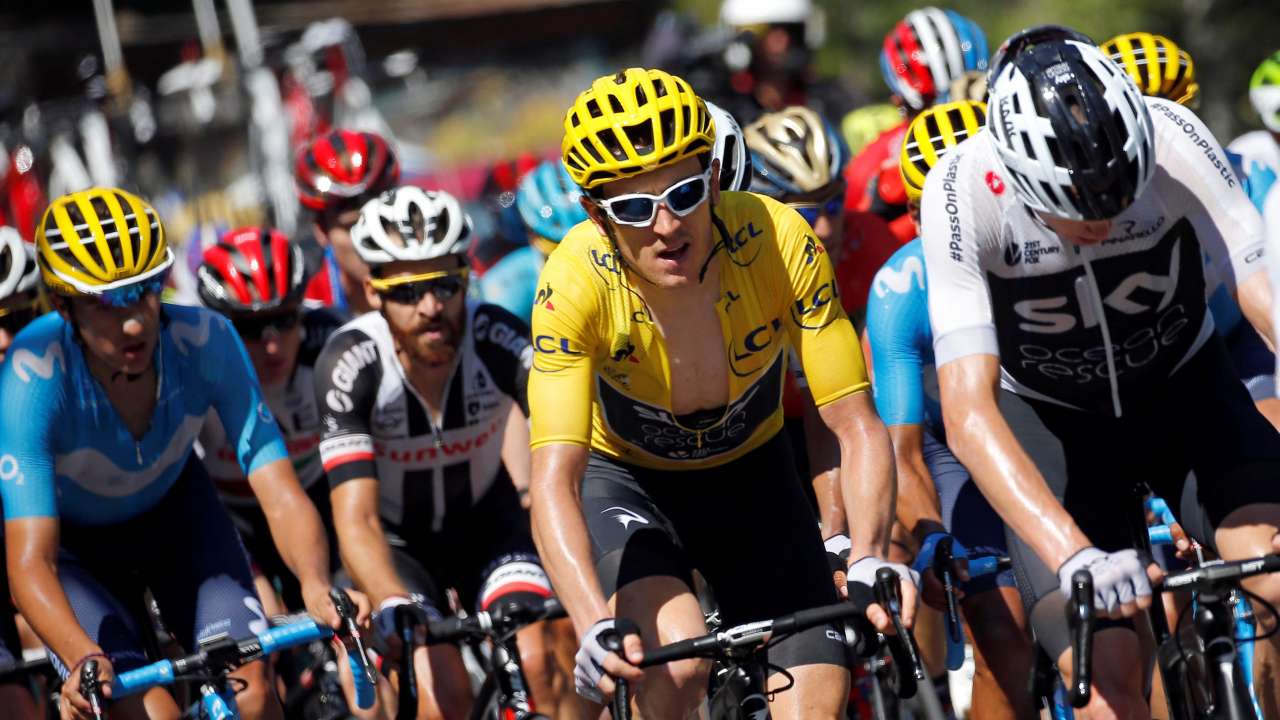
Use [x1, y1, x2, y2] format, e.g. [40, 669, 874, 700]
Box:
[533, 335, 583, 355]
[1013, 238, 1185, 334]
[790, 280, 840, 329]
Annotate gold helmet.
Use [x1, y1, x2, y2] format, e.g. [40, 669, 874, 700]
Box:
[561, 68, 714, 190]
[900, 100, 987, 205]
[1100, 32, 1200, 109]
[35, 187, 173, 297]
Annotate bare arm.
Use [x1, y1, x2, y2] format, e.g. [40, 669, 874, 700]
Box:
[529, 443, 607, 637]
[502, 404, 532, 507]
[331, 478, 410, 607]
[5, 518, 97, 667]
[249, 457, 367, 625]
[1237, 270, 1276, 351]
[888, 424, 945, 543]
[802, 396, 845, 538]
[820, 391, 896, 563]
[938, 354, 1090, 571]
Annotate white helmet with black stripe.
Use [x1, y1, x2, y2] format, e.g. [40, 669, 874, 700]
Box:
[351, 186, 473, 267]
[0, 226, 39, 301]
[705, 101, 751, 192]
[987, 27, 1155, 221]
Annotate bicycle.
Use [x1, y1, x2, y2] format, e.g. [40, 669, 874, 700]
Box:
[604, 568, 923, 720]
[80, 589, 376, 720]
[391, 595, 565, 720]
[1061, 486, 1280, 720]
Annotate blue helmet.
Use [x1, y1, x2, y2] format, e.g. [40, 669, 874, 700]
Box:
[515, 160, 588, 243]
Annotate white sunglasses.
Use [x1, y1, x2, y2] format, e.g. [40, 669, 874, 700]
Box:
[594, 168, 713, 227]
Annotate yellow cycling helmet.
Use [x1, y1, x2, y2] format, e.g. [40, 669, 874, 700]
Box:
[36, 187, 173, 297]
[1101, 32, 1200, 109]
[561, 68, 715, 190]
[900, 100, 987, 205]
[840, 103, 903, 156]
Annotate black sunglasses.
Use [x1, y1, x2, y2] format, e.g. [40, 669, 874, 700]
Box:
[234, 311, 302, 341]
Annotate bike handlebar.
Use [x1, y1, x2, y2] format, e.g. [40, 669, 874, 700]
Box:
[1159, 554, 1280, 593]
[424, 596, 564, 644]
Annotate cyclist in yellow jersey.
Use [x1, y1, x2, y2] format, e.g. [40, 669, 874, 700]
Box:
[528, 68, 911, 719]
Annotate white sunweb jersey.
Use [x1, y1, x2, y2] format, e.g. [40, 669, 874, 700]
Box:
[920, 97, 1266, 417]
[315, 301, 532, 535]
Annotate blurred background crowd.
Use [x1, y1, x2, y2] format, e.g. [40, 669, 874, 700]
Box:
[0, 0, 1273, 303]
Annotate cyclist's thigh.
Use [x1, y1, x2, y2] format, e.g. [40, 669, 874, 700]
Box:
[648, 432, 846, 671]
[922, 429, 1015, 595]
[1170, 338, 1280, 541]
[142, 462, 267, 648]
[580, 452, 695, 599]
[996, 391, 1144, 660]
[48, 548, 148, 678]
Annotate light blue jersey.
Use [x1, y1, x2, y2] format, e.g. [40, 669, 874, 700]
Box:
[0, 304, 287, 526]
[477, 245, 545, 326]
[865, 238, 941, 430]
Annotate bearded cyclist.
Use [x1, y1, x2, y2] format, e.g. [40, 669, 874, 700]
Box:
[196, 226, 345, 618]
[296, 129, 401, 315]
[922, 28, 1280, 719]
[529, 68, 912, 720]
[0, 227, 41, 720]
[315, 186, 562, 719]
[867, 99, 1033, 719]
[0, 188, 368, 720]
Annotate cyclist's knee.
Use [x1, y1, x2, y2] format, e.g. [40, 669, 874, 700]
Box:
[516, 623, 552, 690]
[966, 590, 1032, 675]
[1057, 628, 1147, 720]
[415, 644, 471, 720]
[638, 656, 711, 717]
[229, 660, 281, 720]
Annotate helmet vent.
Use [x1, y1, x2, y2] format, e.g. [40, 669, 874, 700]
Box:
[634, 85, 647, 106]
[586, 99, 603, 119]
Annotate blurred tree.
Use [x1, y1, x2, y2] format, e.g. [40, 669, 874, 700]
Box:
[673, 0, 1277, 139]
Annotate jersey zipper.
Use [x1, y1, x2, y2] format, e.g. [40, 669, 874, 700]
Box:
[1076, 246, 1124, 417]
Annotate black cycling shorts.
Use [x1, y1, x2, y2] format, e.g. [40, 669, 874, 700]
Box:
[582, 431, 847, 671]
[338, 475, 548, 614]
[1001, 335, 1280, 658]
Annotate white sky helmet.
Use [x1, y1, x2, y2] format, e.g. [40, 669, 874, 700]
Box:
[0, 226, 39, 301]
[705, 101, 751, 192]
[351, 186, 472, 267]
[987, 36, 1155, 221]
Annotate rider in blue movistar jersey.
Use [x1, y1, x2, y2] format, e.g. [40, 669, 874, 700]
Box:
[0, 188, 367, 720]
[865, 100, 1032, 719]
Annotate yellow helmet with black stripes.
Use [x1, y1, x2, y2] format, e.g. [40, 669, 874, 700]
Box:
[1100, 32, 1200, 109]
[900, 100, 987, 205]
[35, 187, 173, 297]
[561, 68, 715, 191]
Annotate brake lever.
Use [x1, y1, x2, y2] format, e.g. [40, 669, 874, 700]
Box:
[932, 536, 965, 671]
[330, 588, 377, 690]
[875, 566, 925, 698]
[81, 659, 106, 720]
[1066, 570, 1094, 708]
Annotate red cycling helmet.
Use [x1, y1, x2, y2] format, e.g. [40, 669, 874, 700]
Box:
[295, 129, 401, 213]
[198, 226, 309, 314]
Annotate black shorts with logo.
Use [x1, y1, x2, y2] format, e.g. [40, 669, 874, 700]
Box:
[582, 431, 847, 671]
[1001, 334, 1280, 658]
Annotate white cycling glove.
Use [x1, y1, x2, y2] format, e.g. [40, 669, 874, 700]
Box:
[1057, 547, 1150, 615]
[574, 618, 620, 703]
[846, 556, 921, 595]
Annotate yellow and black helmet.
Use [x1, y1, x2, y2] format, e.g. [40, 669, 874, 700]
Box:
[900, 100, 987, 205]
[561, 68, 715, 191]
[1101, 32, 1200, 108]
[35, 187, 173, 297]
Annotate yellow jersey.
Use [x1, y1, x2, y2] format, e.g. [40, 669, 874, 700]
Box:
[528, 191, 870, 470]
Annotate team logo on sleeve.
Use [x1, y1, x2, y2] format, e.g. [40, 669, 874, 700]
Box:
[170, 311, 213, 354]
[873, 257, 925, 298]
[535, 283, 555, 310]
[11, 342, 65, 383]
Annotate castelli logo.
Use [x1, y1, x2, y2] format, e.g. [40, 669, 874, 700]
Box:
[985, 171, 1005, 195]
